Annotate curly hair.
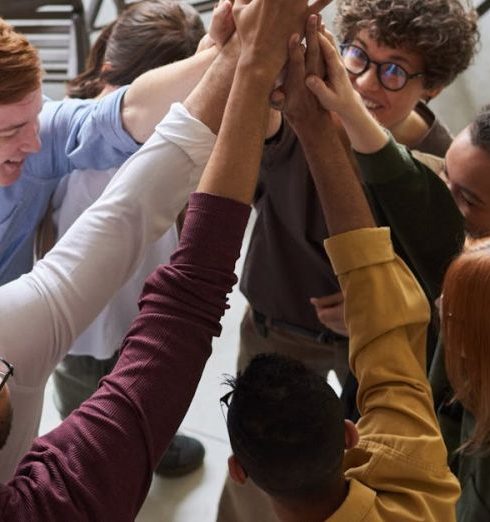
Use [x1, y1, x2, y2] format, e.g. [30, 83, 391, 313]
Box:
[0, 18, 41, 104]
[335, 0, 479, 88]
[470, 104, 490, 154]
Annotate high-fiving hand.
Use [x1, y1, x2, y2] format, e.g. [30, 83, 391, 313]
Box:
[233, 0, 332, 82]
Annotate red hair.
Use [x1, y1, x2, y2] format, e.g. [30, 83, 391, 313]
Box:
[0, 18, 41, 104]
[442, 239, 490, 452]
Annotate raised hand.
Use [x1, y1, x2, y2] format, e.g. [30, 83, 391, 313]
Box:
[280, 14, 331, 129]
[197, 0, 235, 51]
[233, 0, 332, 82]
[305, 30, 360, 117]
[306, 30, 389, 154]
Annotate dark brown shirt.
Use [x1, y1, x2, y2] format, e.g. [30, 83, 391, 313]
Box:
[240, 103, 452, 332]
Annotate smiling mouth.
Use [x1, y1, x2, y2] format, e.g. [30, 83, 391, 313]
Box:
[361, 97, 382, 110]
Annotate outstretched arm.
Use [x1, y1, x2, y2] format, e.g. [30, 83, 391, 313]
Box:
[0, 103, 216, 482]
[122, 0, 235, 143]
[306, 31, 464, 299]
[291, 26, 459, 518]
[1, 0, 328, 518]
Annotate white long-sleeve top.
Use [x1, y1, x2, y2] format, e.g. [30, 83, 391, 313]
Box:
[51, 168, 179, 360]
[0, 103, 216, 481]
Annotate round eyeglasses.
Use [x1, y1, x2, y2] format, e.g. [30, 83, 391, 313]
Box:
[0, 357, 14, 393]
[340, 44, 424, 92]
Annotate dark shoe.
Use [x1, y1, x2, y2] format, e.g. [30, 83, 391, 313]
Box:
[155, 434, 205, 478]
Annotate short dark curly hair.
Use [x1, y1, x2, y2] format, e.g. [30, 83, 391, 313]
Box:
[335, 0, 479, 88]
[224, 354, 345, 498]
[470, 105, 490, 155]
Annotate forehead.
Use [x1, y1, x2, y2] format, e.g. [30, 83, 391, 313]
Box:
[353, 29, 424, 71]
[0, 89, 43, 131]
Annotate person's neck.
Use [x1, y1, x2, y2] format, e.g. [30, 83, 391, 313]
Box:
[390, 108, 429, 149]
[271, 477, 349, 522]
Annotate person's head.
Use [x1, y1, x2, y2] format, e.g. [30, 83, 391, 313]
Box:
[0, 18, 42, 186]
[445, 106, 490, 238]
[335, 0, 479, 130]
[442, 241, 490, 453]
[66, 0, 205, 99]
[223, 354, 358, 513]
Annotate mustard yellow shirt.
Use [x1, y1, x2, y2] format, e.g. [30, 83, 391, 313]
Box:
[324, 228, 460, 522]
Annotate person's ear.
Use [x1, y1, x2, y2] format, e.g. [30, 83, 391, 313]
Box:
[422, 84, 444, 104]
[344, 419, 359, 449]
[101, 61, 113, 74]
[228, 455, 248, 485]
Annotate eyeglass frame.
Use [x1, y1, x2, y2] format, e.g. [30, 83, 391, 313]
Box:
[0, 357, 14, 393]
[219, 390, 234, 425]
[339, 43, 424, 92]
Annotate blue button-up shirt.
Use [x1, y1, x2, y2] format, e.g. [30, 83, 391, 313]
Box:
[0, 87, 139, 284]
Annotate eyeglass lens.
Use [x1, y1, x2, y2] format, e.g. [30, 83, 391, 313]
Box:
[341, 45, 409, 91]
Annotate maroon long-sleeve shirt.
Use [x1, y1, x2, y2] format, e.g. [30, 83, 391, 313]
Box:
[0, 192, 250, 521]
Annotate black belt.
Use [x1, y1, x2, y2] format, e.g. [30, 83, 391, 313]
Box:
[252, 309, 347, 344]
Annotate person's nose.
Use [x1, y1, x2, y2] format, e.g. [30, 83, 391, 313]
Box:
[352, 64, 381, 94]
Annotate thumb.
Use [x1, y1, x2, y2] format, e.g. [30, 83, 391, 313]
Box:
[306, 75, 334, 110]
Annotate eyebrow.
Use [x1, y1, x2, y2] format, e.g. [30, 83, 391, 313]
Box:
[354, 37, 412, 66]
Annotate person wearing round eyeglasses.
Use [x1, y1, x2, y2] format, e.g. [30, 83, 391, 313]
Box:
[217, 1, 479, 521]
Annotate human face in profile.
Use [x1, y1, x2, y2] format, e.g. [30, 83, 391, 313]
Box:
[445, 128, 490, 238]
[0, 88, 42, 187]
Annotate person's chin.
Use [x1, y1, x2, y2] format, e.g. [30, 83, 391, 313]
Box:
[0, 161, 24, 186]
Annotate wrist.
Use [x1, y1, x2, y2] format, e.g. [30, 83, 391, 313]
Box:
[235, 54, 277, 92]
[290, 110, 333, 143]
[337, 96, 389, 154]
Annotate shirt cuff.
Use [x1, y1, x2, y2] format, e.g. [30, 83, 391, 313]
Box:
[174, 192, 251, 271]
[156, 103, 217, 167]
[354, 134, 415, 184]
[98, 86, 139, 153]
[324, 227, 395, 276]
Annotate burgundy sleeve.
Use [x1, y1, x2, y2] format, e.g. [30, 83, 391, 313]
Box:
[0, 193, 250, 522]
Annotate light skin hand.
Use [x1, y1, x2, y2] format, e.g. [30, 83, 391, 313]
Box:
[305, 31, 388, 153]
[233, 0, 332, 78]
[196, 0, 235, 52]
[305, 30, 360, 116]
[269, 13, 325, 112]
[310, 292, 348, 337]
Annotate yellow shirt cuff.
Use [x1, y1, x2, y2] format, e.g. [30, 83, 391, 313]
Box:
[324, 228, 395, 276]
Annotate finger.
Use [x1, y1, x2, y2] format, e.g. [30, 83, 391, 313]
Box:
[310, 292, 343, 307]
[305, 74, 333, 110]
[308, 0, 333, 15]
[305, 15, 320, 76]
[316, 308, 345, 332]
[317, 32, 348, 84]
[285, 33, 306, 90]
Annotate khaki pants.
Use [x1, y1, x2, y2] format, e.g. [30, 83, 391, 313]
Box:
[217, 307, 349, 522]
